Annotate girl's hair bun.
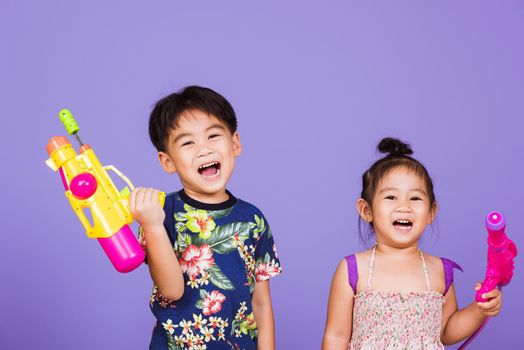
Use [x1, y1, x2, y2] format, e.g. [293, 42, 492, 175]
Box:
[377, 137, 413, 157]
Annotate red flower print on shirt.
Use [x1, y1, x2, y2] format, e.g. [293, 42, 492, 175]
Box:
[202, 290, 226, 316]
[180, 244, 214, 277]
[255, 260, 281, 282]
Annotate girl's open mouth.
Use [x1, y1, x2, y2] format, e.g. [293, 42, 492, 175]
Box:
[393, 219, 413, 231]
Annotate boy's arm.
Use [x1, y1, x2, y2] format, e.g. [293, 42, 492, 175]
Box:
[322, 259, 354, 350]
[131, 188, 184, 300]
[441, 283, 502, 345]
[252, 280, 275, 350]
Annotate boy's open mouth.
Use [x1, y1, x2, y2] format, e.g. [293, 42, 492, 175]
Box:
[393, 219, 413, 230]
[198, 161, 221, 178]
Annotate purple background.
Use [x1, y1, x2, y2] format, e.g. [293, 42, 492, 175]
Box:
[2, 1, 523, 349]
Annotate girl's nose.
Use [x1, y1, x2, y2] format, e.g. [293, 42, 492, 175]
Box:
[395, 202, 412, 212]
[396, 207, 411, 213]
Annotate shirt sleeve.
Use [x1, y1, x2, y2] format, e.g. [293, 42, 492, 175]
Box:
[253, 213, 282, 282]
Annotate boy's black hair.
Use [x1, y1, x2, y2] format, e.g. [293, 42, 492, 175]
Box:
[149, 85, 238, 152]
[358, 137, 437, 242]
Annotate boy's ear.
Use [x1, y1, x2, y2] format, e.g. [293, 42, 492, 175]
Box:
[232, 131, 242, 157]
[356, 198, 373, 223]
[158, 151, 177, 174]
[428, 201, 438, 224]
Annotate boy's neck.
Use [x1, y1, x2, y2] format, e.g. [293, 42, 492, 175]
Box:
[180, 188, 236, 211]
[183, 188, 229, 204]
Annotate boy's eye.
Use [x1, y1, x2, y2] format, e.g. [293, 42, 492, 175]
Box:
[181, 141, 194, 147]
[385, 195, 396, 200]
[411, 197, 422, 201]
[209, 134, 221, 139]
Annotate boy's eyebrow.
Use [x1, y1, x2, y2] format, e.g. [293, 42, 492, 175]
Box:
[207, 123, 226, 132]
[172, 123, 227, 144]
[173, 132, 191, 144]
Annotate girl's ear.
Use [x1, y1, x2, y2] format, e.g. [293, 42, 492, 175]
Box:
[158, 151, 177, 174]
[232, 131, 242, 157]
[356, 198, 373, 223]
[428, 201, 438, 224]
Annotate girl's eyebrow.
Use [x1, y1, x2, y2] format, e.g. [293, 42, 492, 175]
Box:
[378, 187, 398, 194]
[378, 187, 428, 196]
[411, 188, 428, 196]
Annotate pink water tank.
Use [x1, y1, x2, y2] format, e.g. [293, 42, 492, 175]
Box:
[97, 225, 145, 273]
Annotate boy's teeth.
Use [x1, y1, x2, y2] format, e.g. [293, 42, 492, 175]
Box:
[199, 162, 218, 170]
[198, 161, 220, 177]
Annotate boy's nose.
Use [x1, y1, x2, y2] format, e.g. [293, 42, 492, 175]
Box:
[196, 147, 213, 158]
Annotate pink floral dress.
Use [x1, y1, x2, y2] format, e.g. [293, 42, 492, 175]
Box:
[349, 246, 445, 350]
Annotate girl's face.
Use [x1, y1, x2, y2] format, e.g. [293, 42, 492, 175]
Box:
[359, 166, 437, 248]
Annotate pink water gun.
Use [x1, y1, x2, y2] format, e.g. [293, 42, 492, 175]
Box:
[459, 211, 517, 349]
[475, 211, 517, 302]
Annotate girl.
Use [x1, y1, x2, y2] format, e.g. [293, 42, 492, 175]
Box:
[322, 137, 502, 349]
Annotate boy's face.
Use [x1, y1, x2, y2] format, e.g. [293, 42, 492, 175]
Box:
[158, 109, 242, 203]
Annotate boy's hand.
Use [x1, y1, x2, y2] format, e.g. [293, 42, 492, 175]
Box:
[130, 187, 165, 231]
[474, 282, 502, 317]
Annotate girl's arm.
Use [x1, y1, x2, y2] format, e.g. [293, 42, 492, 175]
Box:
[441, 283, 502, 345]
[131, 188, 184, 300]
[252, 280, 275, 350]
[322, 259, 355, 350]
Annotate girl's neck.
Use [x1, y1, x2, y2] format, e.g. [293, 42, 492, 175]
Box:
[374, 242, 420, 259]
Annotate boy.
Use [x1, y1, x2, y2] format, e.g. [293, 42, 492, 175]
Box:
[130, 86, 282, 350]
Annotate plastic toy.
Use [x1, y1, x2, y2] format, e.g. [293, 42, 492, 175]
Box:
[459, 211, 517, 349]
[45, 109, 165, 272]
[475, 211, 517, 302]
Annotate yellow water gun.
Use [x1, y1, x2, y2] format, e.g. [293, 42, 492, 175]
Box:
[46, 109, 164, 272]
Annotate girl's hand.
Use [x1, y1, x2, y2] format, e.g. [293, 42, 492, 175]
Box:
[129, 187, 165, 231]
[138, 234, 147, 252]
[474, 282, 502, 317]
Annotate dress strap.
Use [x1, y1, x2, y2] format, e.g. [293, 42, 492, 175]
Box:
[367, 245, 377, 288]
[419, 250, 431, 290]
[345, 255, 359, 295]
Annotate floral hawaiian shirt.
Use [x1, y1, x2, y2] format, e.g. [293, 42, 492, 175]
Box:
[148, 190, 282, 350]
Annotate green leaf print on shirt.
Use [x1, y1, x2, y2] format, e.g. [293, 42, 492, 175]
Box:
[207, 265, 235, 290]
[192, 221, 251, 254]
[174, 205, 234, 237]
[252, 214, 265, 239]
[231, 302, 258, 340]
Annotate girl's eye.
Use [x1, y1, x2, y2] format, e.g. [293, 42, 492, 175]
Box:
[411, 197, 422, 201]
[181, 141, 194, 147]
[385, 195, 396, 200]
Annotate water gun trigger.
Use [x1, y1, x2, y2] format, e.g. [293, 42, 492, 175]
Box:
[103, 165, 135, 192]
[119, 186, 131, 198]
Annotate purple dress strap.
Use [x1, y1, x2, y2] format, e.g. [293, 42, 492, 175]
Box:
[441, 257, 463, 295]
[345, 255, 358, 294]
